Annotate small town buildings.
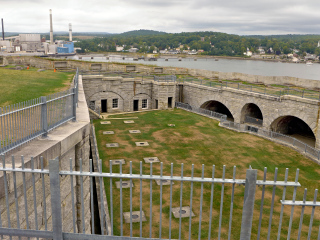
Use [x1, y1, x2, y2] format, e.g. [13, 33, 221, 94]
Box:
[116, 46, 124, 51]
[129, 48, 138, 53]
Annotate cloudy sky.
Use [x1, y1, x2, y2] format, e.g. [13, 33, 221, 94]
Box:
[1, 0, 320, 35]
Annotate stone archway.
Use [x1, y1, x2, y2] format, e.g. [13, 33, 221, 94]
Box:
[201, 100, 234, 121]
[270, 115, 316, 147]
[241, 103, 263, 125]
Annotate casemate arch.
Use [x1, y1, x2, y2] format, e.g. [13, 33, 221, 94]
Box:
[270, 116, 316, 147]
[201, 100, 234, 121]
[241, 103, 263, 123]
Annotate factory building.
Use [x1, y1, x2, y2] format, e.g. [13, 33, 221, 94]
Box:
[57, 42, 74, 54]
[0, 10, 75, 55]
[19, 34, 41, 52]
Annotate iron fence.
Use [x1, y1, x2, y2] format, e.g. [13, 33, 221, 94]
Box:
[244, 124, 320, 161]
[0, 68, 79, 155]
[175, 103, 320, 162]
[1, 155, 320, 240]
[178, 78, 320, 101]
[154, 75, 176, 82]
[245, 115, 263, 126]
[81, 71, 176, 83]
[175, 102, 227, 121]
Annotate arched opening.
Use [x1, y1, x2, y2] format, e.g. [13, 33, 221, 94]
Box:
[270, 116, 316, 147]
[201, 100, 234, 121]
[241, 103, 263, 126]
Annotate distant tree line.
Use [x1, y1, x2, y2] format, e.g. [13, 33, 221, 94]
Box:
[72, 30, 320, 56]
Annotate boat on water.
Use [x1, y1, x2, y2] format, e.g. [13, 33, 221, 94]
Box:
[306, 61, 313, 65]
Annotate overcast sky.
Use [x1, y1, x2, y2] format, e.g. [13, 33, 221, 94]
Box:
[1, 0, 320, 35]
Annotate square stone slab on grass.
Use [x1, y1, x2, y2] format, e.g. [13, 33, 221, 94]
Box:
[101, 121, 111, 124]
[135, 142, 149, 146]
[106, 143, 119, 148]
[143, 157, 160, 163]
[103, 131, 114, 135]
[129, 130, 141, 134]
[124, 120, 135, 124]
[110, 159, 125, 165]
[123, 211, 147, 223]
[168, 124, 175, 127]
[155, 179, 174, 186]
[172, 207, 195, 218]
[116, 181, 134, 189]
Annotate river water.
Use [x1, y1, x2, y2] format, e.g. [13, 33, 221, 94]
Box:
[66, 55, 320, 80]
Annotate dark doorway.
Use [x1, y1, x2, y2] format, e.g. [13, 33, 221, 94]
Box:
[101, 99, 107, 113]
[168, 97, 173, 108]
[134, 100, 139, 111]
[155, 100, 158, 109]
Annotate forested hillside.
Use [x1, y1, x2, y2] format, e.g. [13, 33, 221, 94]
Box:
[73, 30, 320, 56]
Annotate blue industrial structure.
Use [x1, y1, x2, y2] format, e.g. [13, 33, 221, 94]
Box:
[57, 42, 74, 54]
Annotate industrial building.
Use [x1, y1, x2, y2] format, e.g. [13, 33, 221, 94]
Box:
[0, 10, 75, 55]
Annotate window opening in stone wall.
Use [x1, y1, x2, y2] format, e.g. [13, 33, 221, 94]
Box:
[112, 98, 118, 108]
[142, 99, 148, 109]
[89, 101, 95, 110]
[155, 100, 158, 109]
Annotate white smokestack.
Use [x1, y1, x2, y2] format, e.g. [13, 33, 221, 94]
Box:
[49, 9, 53, 44]
[69, 23, 72, 42]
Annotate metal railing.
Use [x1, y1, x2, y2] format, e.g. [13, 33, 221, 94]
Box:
[178, 78, 320, 101]
[175, 102, 227, 121]
[154, 75, 176, 82]
[81, 71, 176, 83]
[176, 102, 320, 162]
[245, 115, 263, 126]
[0, 68, 79, 155]
[1, 155, 320, 240]
[221, 119, 320, 161]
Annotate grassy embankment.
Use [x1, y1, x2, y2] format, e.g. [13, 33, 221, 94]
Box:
[0, 66, 74, 107]
[94, 109, 320, 240]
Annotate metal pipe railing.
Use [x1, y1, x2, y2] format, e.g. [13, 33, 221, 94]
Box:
[0, 68, 79, 155]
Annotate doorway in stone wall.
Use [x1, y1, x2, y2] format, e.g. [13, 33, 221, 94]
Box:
[101, 99, 107, 113]
[168, 97, 173, 108]
[134, 100, 139, 111]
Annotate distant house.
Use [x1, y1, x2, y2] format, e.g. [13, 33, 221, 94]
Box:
[267, 47, 274, 54]
[197, 49, 204, 53]
[188, 50, 197, 55]
[244, 48, 252, 57]
[305, 54, 317, 60]
[129, 48, 138, 53]
[116, 46, 124, 51]
[292, 57, 299, 62]
[168, 49, 179, 54]
[257, 47, 265, 54]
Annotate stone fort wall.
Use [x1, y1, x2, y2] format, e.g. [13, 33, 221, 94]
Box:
[4, 56, 320, 90]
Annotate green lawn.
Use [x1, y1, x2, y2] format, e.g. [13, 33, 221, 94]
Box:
[94, 109, 320, 240]
[0, 66, 74, 107]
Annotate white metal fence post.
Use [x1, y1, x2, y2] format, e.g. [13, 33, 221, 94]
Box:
[41, 96, 48, 138]
[49, 158, 63, 240]
[240, 168, 257, 240]
[73, 87, 77, 122]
